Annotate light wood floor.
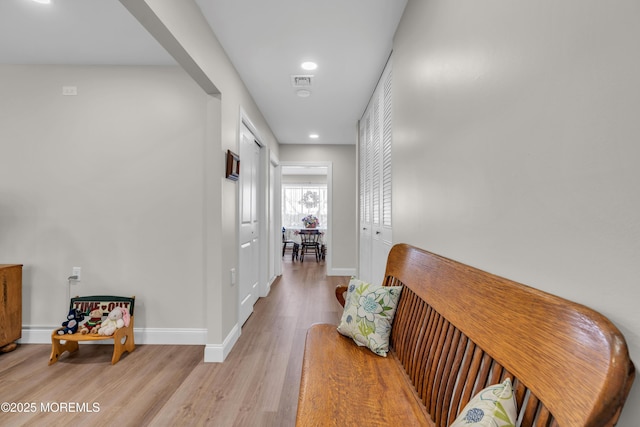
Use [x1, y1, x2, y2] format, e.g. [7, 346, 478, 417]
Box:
[0, 258, 347, 427]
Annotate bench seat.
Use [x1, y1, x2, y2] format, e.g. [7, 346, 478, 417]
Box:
[298, 324, 431, 426]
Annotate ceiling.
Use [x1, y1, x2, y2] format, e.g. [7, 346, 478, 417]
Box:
[0, 0, 407, 145]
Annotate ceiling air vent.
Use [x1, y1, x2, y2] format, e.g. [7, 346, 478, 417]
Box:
[291, 75, 313, 88]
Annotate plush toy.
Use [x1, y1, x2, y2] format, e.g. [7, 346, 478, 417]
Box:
[57, 308, 85, 335]
[79, 308, 103, 335]
[97, 307, 130, 336]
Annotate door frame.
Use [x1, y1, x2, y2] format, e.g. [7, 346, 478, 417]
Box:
[271, 155, 282, 279]
[279, 161, 333, 274]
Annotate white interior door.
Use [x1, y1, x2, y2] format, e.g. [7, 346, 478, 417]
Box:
[371, 59, 393, 284]
[239, 123, 260, 326]
[359, 116, 373, 283]
[360, 56, 392, 285]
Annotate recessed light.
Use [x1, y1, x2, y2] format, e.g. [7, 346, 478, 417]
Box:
[301, 61, 317, 71]
[309, 134, 319, 139]
[296, 89, 311, 98]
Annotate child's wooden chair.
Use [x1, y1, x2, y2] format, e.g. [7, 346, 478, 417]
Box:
[49, 295, 135, 365]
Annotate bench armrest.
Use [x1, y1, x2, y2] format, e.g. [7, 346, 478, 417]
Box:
[335, 285, 348, 307]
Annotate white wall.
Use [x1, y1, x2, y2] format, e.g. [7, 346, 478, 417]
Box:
[119, 0, 280, 358]
[0, 65, 208, 332]
[121, 0, 280, 351]
[392, 1, 640, 424]
[1, 1, 281, 359]
[279, 144, 357, 272]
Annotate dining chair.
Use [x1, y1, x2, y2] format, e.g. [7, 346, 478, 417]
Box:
[298, 229, 322, 262]
[282, 228, 299, 260]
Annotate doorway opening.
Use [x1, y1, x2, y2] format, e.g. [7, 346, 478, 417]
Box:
[280, 162, 332, 270]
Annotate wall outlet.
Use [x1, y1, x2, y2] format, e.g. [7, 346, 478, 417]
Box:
[72, 267, 82, 281]
[62, 86, 77, 96]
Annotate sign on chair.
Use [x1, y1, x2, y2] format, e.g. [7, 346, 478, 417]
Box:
[49, 295, 136, 365]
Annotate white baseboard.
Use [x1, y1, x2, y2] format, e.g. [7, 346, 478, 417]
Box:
[20, 325, 241, 363]
[19, 326, 208, 345]
[135, 328, 208, 345]
[204, 323, 240, 363]
[17, 325, 240, 362]
[327, 267, 356, 277]
[20, 327, 67, 344]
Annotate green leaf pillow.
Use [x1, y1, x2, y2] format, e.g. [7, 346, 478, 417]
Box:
[336, 277, 402, 357]
[450, 378, 518, 427]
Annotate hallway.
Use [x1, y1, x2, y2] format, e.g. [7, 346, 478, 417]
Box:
[152, 258, 347, 425]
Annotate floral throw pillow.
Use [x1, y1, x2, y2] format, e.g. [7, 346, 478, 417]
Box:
[450, 379, 518, 427]
[336, 277, 402, 357]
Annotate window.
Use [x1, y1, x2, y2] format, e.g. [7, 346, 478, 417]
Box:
[282, 184, 327, 229]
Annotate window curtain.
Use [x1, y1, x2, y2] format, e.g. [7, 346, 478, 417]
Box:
[282, 184, 328, 229]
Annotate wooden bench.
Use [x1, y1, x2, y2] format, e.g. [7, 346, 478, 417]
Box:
[49, 295, 135, 365]
[296, 244, 635, 426]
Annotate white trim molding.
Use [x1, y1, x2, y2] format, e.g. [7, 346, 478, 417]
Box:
[21, 325, 240, 363]
[327, 267, 357, 277]
[204, 323, 240, 363]
[20, 326, 208, 345]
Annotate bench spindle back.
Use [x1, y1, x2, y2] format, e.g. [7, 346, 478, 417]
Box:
[384, 244, 634, 427]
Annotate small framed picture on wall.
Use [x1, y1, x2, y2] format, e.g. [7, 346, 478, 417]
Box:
[226, 150, 240, 181]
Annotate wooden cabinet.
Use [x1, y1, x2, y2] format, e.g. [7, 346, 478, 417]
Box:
[0, 264, 22, 353]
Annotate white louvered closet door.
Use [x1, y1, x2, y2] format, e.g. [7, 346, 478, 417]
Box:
[359, 56, 393, 285]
